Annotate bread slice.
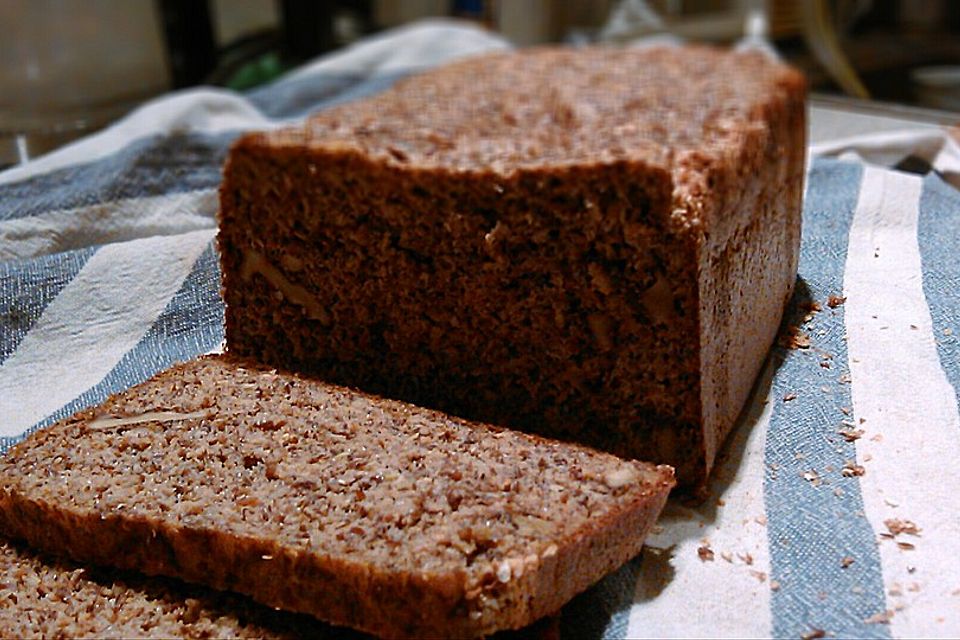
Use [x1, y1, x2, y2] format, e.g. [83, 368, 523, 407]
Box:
[0, 356, 673, 639]
[218, 46, 806, 489]
[0, 538, 338, 639]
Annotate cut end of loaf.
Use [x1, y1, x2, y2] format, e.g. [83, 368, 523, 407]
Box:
[218, 45, 806, 491]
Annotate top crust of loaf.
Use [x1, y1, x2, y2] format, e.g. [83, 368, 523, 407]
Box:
[249, 46, 804, 180]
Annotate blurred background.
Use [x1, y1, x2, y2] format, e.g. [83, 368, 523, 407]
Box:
[2, 0, 959, 168]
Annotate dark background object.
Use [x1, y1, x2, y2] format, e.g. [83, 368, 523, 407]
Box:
[157, 0, 218, 89]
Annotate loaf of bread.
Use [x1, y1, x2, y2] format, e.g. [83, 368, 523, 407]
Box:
[218, 46, 806, 488]
[0, 539, 336, 639]
[0, 356, 673, 639]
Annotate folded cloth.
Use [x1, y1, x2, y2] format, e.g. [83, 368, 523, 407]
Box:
[1, 19, 959, 639]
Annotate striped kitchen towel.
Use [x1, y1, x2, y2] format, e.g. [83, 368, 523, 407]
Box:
[2, 19, 960, 639]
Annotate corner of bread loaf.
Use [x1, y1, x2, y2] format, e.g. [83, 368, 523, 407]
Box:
[693, 77, 807, 485]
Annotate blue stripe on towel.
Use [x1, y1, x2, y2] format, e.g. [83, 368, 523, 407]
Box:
[0, 242, 224, 454]
[0, 247, 98, 365]
[0, 133, 236, 222]
[764, 159, 890, 639]
[917, 173, 960, 407]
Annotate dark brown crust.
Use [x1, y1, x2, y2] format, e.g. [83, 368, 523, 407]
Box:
[0, 356, 674, 639]
[217, 45, 806, 490]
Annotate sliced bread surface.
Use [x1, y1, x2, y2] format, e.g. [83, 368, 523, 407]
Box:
[0, 355, 674, 639]
[0, 538, 339, 639]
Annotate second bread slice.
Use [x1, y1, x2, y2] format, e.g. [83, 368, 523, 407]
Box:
[0, 355, 673, 639]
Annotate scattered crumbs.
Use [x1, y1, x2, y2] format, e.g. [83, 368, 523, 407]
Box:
[770, 580, 781, 592]
[841, 556, 855, 568]
[884, 498, 899, 508]
[750, 570, 767, 583]
[885, 519, 921, 536]
[840, 406, 852, 416]
[721, 551, 734, 563]
[783, 392, 798, 402]
[795, 451, 807, 461]
[801, 628, 826, 640]
[821, 386, 831, 394]
[862, 453, 873, 462]
[946, 327, 954, 336]
[865, 610, 894, 625]
[910, 324, 918, 330]
[841, 462, 866, 477]
[833, 487, 844, 497]
[819, 360, 832, 369]
[739, 552, 755, 566]
[650, 525, 664, 535]
[802, 470, 821, 486]
[837, 428, 864, 442]
[851, 585, 864, 594]
[801, 302, 822, 324]
[893, 603, 906, 612]
[697, 544, 715, 562]
[888, 584, 903, 597]
[838, 373, 852, 385]
[937, 617, 945, 624]
[908, 566, 916, 574]
[817, 591, 828, 601]
[716, 498, 726, 507]
[755, 515, 768, 526]
[907, 582, 921, 593]
[897, 542, 916, 551]
[827, 295, 847, 309]
[780, 326, 811, 350]
[858, 417, 866, 424]
[951, 588, 960, 596]
[870, 434, 883, 443]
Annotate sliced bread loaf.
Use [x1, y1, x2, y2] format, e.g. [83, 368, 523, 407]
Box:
[218, 46, 806, 489]
[0, 538, 338, 639]
[0, 356, 673, 639]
